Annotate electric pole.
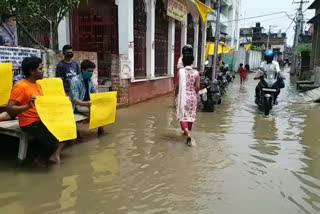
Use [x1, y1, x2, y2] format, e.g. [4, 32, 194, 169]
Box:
[291, 0, 309, 75]
[212, 0, 221, 80]
[267, 25, 271, 49]
[267, 25, 277, 49]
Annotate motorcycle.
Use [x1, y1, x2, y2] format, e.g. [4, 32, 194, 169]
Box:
[199, 62, 222, 112]
[256, 71, 281, 116]
[217, 72, 228, 95]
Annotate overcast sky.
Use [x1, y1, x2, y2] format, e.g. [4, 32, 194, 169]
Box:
[241, 0, 315, 46]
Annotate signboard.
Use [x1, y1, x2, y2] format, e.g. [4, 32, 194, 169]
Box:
[167, 0, 187, 22]
[35, 96, 77, 142]
[90, 92, 117, 129]
[240, 28, 253, 37]
[0, 46, 41, 68]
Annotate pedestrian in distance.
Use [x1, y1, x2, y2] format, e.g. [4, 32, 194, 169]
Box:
[175, 45, 200, 147]
[238, 63, 247, 87]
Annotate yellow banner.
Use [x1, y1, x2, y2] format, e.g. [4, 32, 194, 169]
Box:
[195, 0, 214, 23]
[90, 92, 117, 129]
[167, 0, 187, 22]
[205, 42, 231, 59]
[35, 96, 77, 142]
[0, 63, 13, 106]
[245, 44, 252, 51]
[37, 78, 66, 96]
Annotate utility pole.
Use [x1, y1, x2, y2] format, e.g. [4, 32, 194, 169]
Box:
[291, 0, 309, 75]
[267, 25, 277, 49]
[212, 0, 221, 80]
[267, 25, 271, 49]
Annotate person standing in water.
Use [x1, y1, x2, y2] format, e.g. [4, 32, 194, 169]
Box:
[176, 45, 200, 146]
[238, 63, 246, 87]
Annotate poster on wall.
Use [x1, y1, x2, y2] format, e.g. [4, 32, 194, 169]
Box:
[0, 46, 41, 69]
[167, 0, 187, 22]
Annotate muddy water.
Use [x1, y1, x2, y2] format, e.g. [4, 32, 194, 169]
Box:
[1, 68, 320, 214]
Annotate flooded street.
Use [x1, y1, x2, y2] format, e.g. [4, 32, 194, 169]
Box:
[1, 68, 320, 214]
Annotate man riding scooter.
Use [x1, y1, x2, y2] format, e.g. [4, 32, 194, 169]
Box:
[254, 49, 285, 105]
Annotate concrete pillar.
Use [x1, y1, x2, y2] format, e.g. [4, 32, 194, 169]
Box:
[116, 0, 134, 79]
[146, 0, 156, 78]
[181, 16, 188, 49]
[58, 14, 71, 50]
[168, 18, 175, 77]
[193, 16, 200, 67]
[200, 21, 208, 72]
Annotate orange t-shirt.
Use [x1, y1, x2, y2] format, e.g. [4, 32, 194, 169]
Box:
[10, 79, 43, 127]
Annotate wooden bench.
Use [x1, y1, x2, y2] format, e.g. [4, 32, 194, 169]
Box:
[0, 114, 87, 162]
[296, 80, 314, 89]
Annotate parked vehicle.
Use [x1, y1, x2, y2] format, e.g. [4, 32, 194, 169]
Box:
[199, 62, 222, 112]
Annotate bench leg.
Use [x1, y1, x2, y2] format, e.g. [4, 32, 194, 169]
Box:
[18, 134, 28, 162]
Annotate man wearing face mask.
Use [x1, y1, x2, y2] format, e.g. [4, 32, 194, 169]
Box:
[70, 59, 96, 114]
[0, 13, 18, 46]
[56, 45, 80, 95]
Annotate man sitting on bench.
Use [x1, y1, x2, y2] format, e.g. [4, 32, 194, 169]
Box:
[70, 60, 104, 135]
[7, 57, 63, 166]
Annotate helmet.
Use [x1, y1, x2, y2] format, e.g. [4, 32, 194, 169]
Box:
[182, 44, 193, 57]
[264, 49, 274, 61]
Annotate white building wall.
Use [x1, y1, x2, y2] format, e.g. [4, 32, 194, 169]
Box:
[58, 15, 71, 50]
[207, 0, 241, 49]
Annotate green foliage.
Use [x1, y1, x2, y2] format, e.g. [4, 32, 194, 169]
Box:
[297, 43, 312, 53]
[251, 45, 265, 53]
[0, 0, 80, 49]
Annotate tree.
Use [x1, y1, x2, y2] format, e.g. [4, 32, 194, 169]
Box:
[0, 0, 80, 49]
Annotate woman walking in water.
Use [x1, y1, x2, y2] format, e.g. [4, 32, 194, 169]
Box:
[176, 45, 200, 146]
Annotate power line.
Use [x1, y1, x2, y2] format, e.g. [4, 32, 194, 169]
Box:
[285, 15, 297, 33]
[221, 11, 295, 23]
[254, 15, 295, 24]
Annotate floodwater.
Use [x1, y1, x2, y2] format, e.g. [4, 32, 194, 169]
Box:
[1, 68, 320, 214]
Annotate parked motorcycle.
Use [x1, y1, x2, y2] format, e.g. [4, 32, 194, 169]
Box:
[199, 62, 222, 112]
[217, 72, 228, 95]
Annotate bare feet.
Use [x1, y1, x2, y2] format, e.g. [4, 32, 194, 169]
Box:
[49, 144, 64, 164]
[183, 130, 188, 136]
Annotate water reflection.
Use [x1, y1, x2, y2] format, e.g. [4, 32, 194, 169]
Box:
[251, 115, 280, 156]
[1, 73, 320, 213]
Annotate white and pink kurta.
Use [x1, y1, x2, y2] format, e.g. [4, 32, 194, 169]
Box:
[177, 66, 199, 123]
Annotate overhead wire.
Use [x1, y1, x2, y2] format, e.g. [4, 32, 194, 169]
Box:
[221, 11, 296, 24]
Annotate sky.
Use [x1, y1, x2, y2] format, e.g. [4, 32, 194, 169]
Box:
[241, 0, 315, 46]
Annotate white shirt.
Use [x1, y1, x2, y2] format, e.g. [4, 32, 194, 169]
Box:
[255, 61, 282, 79]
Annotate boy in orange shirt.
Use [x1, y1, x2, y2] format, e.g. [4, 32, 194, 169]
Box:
[7, 57, 62, 166]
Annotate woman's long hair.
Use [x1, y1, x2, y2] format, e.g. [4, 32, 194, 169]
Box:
[182, 55, 194, 67]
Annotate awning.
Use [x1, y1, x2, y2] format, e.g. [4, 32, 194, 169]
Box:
[308, 13, 320, 24]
